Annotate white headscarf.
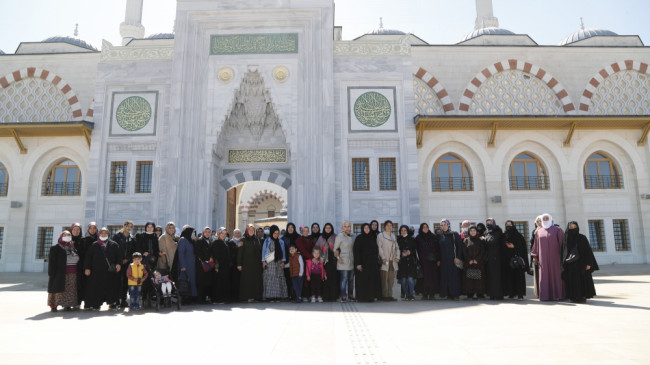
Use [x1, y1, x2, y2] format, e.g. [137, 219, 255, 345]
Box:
[541, 213, 553, 229]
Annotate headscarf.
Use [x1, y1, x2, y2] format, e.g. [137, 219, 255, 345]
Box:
[360, 223, 371, 236]
[180, 225, 194, 241]
[284, 223, 299, 243]
[476, 223, 487, 236]
[399, 225, 410, 238]
[58, 230, 73, 247]
[144, 221, 156, 234]
[244, 224, 256, 239]
[440, 218, 451, 233]
[370, 220, 380, 236]
[417, 223, 434, 239]
[541, 213, 553, 229]
[86, 222, 98, 239]
[321, 223, 335, 240]
[70, 222, 82, 238]
[563, 221, 580, 249]
[97, 227, 110, 245]
[269, 225, 283, 262]
[486, 217, 496, 231]
[310, 223, 321, 241]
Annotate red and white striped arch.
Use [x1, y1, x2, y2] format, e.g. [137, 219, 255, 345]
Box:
[413, 66, 455, 113]
[0, 67, 84, 120]
[459, 59, 575, 114]
[579, 60, 650, 113]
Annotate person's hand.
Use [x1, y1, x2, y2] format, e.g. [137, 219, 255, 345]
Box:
[586, 265, 591, 271]
[356, 265, 362, 271]
[215, 268, 219, 272]
[393, 258, 399, 263]
[383, 260, 387, 265]
[122, 259, 128, 265]
[505, 242, 514, 249]
[263, 262, 267, 269]
[324, 276, 327, 281]
[237, 266, 242, 271]
[237, 242, 243, 248]
[115, 264, 121, 272]
[280, 262, 286, 269]
[533, 258, 538, 265]
[338, 258, 344, 264]
[144, 252, 149, 256]
[307, 277, 311, 281]
[181, 267, 186, 272]
[160, 252, 165, 256]
[437, 262, 441, 267]
[454, 258, 461, 265]
[85, 269, 91, 276]
[402, 251, 408, 257]
[137, 278, 141, 284]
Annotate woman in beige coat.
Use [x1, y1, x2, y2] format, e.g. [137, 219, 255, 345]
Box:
[334, 220, 355, 301]
[377, 220, 400, 301]
[158, 222, 179, 274]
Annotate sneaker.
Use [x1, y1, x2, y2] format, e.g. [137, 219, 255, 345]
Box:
[317, 297, 323, 303]
[311, 297, 316, 303]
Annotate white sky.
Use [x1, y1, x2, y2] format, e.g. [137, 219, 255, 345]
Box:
[0, 0, 648, 53]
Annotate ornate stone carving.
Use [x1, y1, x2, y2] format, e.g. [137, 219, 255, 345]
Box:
[0, 78, 71, 123]
[272, 66, 290, 83]
[354, 91, 391, 127]
[217, 67, 235, 84]
[222, 71, 281, 141]
[227, 149, 287, 164]
[108, 143, 156, 152]
[100, 40, 174, 62]
[334, 36, 411, 56]
[414, 77, 445, 115]
[210, 34, 298, 55]
[590, 70, 650, 115]
[116, 96, 151, 131]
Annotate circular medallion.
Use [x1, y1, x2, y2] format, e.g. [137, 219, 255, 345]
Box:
[353, 91, 391, 127]
[272, 66, 290, 83]
[217, 67, 234, 84]
[116, 96, 152, 131]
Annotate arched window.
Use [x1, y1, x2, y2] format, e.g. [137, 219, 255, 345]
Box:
[43, 159, 82, 196]
[508, 153, 548, 190]
[0, 162, 7, 196]
[584, 152, 622, 189]
[431, 154, 473, 191]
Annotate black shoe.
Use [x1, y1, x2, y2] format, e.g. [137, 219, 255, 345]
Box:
[50, 307, 57, 312]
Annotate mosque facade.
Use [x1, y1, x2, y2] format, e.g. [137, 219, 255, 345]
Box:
[0, 0, 649, 272]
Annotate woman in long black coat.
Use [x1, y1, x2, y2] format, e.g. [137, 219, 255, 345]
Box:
[416, 223, 440, 300]
[503, 220, 529, 300]
[561, 221, 599, 303]
[84, 227, 122, 310]
[353, 223, 380, 302]
[211, 227, 231, 303]
[462, 226, 486, 299]
[75, 222, 97, 308]
[48, 230, 79, 311]
[437, 219, 463, 299]
[397, 225, 418, 301]
[195, 227, 214, 304]
[135, 222, 159, 271]
[483, 218, 504, 300]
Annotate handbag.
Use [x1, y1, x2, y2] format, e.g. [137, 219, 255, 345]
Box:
[201, 260, 215, 272]
[565, 248, 580, 264]
[509, 255, 526, 270]
[264, 251, 275, 264]
[101, 245, 117, 273]
[177, 271, 191, 296]
[453, 241, 463, 269]
[466, 267, 481, 280]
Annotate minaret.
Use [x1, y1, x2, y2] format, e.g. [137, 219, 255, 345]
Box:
[474, 0, 499, 30]
[119, 0, 145, 45]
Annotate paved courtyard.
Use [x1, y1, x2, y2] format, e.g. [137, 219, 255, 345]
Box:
[1, 264, 649, 364]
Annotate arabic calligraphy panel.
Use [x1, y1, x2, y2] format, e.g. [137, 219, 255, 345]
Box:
[348, 87, 397, 132]
[210, 34, 298, 55]
[110, 91, 158, 136]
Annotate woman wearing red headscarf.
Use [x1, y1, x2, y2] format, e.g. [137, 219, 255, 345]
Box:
[47, 230, 80, 312]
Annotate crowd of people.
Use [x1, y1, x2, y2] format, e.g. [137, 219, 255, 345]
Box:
[46, 214, 599, 312]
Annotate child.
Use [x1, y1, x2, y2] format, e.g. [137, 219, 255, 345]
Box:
[153, 270, 173, 307]
[306, 247, 327, 303]
[288, 245, 304, 303]
[126, 252, 148, 310]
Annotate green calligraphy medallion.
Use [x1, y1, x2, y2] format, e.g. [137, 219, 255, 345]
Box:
[116, 96, 152, 132]
[354, 92, 391, 127]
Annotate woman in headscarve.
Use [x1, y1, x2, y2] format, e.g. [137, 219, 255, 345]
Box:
[211, 227, 231, 304]
[315, 223, 339, 301]
[237, 224, 263, 302]
[353, 223, 380, 302]
[228, 228, 242, 301]
[437, 219, 463, 300]
[561, 221, 599, 303]
[282, 223, 300, 300]
[484, 218, 504, 300]
[310, 223, 321, 242]
[503, 220, 529, 300]
[76, 222, 97, 308]
[397, 225, 418, 301]
[69, 222, 83, 308]
[177, 225, 198, 302]
[84, 227, 122, 310]
[531, 213, 564, 301]
[531, 216, 542, 297]
[462, 226, 485, 300]
[370, 220, 380, 237]
[416, 223, 440, 300]
[334, 221, 355, 302]
[261, 225, 288, 301]
[48, 230, 80, 312]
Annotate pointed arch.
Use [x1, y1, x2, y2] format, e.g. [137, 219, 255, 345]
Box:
[413, 66, 454, 113]
[458, 59, 575, 114]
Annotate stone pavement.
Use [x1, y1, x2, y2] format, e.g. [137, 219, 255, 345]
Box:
[1, 264, 649, 364]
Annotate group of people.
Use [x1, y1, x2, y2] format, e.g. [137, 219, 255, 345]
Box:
[46, 214, 599, 312]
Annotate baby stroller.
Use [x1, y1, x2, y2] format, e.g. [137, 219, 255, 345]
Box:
[143, 257, 181, 311]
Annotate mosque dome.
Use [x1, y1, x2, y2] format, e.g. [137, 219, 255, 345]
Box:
[365, 17, 406, 36]
[41, 36, 97, 51]
[146, 33, 175, 39]
[559, 28, 618, 45]
[459, 27, 515, 42]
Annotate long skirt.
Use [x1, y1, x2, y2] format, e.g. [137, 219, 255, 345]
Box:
[47, 273, 77, 308]
[263, 261, 287, 299]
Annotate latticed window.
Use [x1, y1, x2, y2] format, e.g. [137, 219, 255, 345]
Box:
[0, 227, 4, 259]
[431, 153, 473, 191]
[108, 226, 122, 237]
[588, 220, 605, 252]
[379, 158, 397, 191]
[584, 152, 622, 189]
[0, 162, 7, 196]
[352, 158, 369, 191]
[509, 153, 548, 190]
[136, 161, 153, 193]
[613, 219, 631, 251]
[36, 227, 54, 259]
[110, 161, 127, 193]
[43, 159, 81, 196]
[353, 224, 364, 235]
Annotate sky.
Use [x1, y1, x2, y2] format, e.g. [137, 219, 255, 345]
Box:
[0, 0, 648, 53]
